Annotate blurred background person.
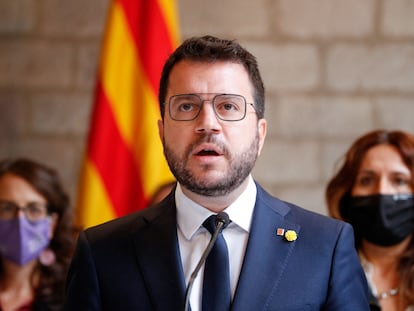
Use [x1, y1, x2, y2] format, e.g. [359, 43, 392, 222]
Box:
[326, 130, 414, 311]
[0, 158, 74, 311]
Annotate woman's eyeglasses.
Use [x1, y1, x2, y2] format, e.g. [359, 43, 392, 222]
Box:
[0, 200, 48, 221]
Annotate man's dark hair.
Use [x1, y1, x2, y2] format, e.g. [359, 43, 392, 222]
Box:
[158, 35, 265, 119]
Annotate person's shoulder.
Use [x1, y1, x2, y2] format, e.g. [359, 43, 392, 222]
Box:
[255, 181, 348, 231]
[83, 198, 174, 242]
[284, 200, 345, 230]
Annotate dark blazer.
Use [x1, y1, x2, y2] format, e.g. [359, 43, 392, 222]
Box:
[64, 183, 370, 311]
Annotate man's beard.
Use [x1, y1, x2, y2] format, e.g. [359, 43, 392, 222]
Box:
[163, 133, 259, 196]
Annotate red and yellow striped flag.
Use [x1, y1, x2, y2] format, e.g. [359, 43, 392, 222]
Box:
[76, 0, 179, 229]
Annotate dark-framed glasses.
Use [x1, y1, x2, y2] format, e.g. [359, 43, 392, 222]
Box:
[0, 200, 48, 221]
[166, 93, 256, 121]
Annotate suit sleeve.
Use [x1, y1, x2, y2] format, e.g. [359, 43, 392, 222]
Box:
[325, 222, 370, 310]
[64, 231, 102, 311]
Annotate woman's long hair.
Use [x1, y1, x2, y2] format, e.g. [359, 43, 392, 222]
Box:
[325, 129, 414, 304]
[0, 158, 75, 310]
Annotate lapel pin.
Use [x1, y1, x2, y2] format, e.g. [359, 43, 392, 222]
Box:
[284, 230, 297, 242]
[276, 228, 297, 242]
[276, 228, 285, 236]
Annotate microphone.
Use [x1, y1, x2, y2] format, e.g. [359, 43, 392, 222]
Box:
[183, 212, 231, 311]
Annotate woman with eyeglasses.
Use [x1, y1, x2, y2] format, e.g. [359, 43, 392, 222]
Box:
[0, 158, 74, 311]
[326, 130, 414, 311]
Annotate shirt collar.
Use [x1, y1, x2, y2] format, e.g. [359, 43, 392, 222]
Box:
[176, 175, 257, 240]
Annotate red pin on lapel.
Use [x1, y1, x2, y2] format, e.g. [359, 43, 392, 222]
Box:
[276, 228, 285, 236]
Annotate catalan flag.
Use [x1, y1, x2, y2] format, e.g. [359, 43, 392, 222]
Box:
[76, 0, 179, 229]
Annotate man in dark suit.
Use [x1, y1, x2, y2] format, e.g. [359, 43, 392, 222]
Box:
[64, 35, 370, 311]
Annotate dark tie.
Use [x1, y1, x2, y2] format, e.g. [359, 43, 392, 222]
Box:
[202, 215, 231, 311]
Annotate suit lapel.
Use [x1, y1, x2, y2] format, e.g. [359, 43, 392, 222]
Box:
[231, 185, 301, 310]
[128, 185, 301, 310]
[131, 195, 186, 310]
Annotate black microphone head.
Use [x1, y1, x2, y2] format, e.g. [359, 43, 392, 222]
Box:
[216, 212, 231, 229]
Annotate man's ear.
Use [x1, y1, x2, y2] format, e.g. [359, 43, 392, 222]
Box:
[158, 119, 164, 141]
[257, 118, 267, 156]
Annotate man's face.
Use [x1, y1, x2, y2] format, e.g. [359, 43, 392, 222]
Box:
[158, 60, 267, 197]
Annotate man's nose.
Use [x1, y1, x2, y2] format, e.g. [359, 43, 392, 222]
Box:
[195, 101, 221, 133]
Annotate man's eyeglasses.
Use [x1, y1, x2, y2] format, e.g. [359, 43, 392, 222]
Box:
[0, 200, 48, 222]
[166, 93, 256, 121]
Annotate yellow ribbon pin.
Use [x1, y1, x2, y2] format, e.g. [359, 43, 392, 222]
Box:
[284, 230, 297, 242]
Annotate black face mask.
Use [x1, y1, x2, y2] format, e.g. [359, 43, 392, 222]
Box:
[341, 194, 414, 247]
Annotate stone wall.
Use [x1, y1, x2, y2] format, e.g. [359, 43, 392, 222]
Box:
[1, 0, 413, 215]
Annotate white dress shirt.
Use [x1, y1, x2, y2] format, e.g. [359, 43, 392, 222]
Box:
[176, 175, 257, 311]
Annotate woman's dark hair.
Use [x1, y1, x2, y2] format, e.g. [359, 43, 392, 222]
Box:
[158, 35, 265, 119]
[325, 129, 414, 304]
[0, 158, 75, 310]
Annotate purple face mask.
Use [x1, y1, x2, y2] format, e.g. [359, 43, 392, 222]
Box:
[0, 216, 51, 266]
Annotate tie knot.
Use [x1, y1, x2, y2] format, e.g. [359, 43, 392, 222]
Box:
[203, 215, 218, 234]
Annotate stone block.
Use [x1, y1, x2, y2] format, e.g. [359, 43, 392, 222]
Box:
[75, 43, 101, 90]
[275, 0, 374, 38]
[382, 0, 414, 36]
[246, 42, 319, 92]
[0, 0, 35, 34]
[179, 0, 269, 37]
[0, 40, 73, 88]
[30, 92, 93, 136]
[375, 96, 414, 133]
[327, 43, 414, 91]
[268, 95, 374, 139]
[254, 138, 320, 184]
[0, 91, 29, 138]
[39, 0, 110, 37]
[269, 184, 327, 216]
